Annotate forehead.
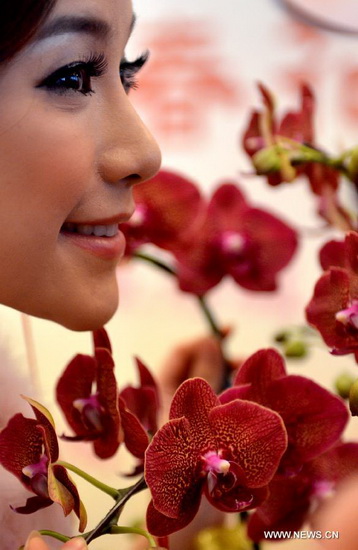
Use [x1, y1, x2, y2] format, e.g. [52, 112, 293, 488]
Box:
[43, 0, 134, 42]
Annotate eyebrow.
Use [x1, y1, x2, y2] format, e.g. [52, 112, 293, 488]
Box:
[35, 13, 137, 42]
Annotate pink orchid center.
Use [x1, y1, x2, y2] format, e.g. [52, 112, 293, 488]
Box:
[202, 451, 230, 476]
[130, 204, 149, 226]
[202, 452, 255, 510]
[220, 231, 246, 256]
[335, 300, 358, 329]
[73, 393, 104, 432]
[22, 454, 49, 499]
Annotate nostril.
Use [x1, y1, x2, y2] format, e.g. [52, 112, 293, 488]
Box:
[125, 173, 142, 185]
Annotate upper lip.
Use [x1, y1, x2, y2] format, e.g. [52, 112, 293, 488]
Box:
[63, 210, 135, 226]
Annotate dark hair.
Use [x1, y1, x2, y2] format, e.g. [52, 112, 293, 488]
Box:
[0, 0, 57, 63]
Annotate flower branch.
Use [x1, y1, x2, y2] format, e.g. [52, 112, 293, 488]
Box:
[56, 461, 120, 499]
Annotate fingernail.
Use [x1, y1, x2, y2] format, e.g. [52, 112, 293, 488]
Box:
[24, 531, 43, 550]
[65, 538, 88, 550]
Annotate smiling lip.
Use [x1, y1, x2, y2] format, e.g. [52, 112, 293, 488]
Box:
[60, 214, 131, 261]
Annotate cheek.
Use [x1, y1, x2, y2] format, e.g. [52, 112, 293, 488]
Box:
[0, 108, 96, 227]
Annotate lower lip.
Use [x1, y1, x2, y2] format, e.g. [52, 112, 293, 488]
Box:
[61, 229, 126, 261]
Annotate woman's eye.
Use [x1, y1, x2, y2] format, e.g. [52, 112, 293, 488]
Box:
[37, 54, 108, 97]
[120, 51, 149, 94]
[38, 63, 94, 95]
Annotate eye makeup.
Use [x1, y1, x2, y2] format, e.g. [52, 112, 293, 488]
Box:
[36, 49, 149, 97]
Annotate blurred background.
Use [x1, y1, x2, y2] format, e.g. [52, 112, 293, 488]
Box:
[1, 1, 358, 548]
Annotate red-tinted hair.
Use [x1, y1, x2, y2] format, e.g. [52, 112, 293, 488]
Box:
[0, 0, 57, 63]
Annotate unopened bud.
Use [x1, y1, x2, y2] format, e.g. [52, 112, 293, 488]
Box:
[346, 146, 358, 184]
[284, 340, 307, 358]
[349, 378, 358, 416]
[252, 146, 282, 174]
[335, 372, 356, 399]
[193, 525, 252, 550]
[274, 330, 290, 343]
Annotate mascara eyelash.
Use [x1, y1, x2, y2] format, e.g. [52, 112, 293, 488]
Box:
[37, 52, 108, 96]
[120, 50, 149, 92]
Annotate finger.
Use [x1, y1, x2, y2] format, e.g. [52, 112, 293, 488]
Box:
[62, 538, 88, 550]
[24, 532, 50, 550]
[25, 532, 87, 550]
[160, 336, 225, 391]
[311, 475, 358, 549]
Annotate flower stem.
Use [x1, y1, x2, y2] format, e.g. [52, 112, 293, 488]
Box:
[133, 251, 225, 337]
[133, 251, 177, 276]
[84, 476, 148, 544]
[109, 525, 156, 547]
[39, 531, 71, 543]
[133, 250, 232, 387]
[56, 461, 120, 499]
[197, 295, 223, 339]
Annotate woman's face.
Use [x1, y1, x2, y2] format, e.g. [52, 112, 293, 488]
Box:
[0, 0, 161, 330]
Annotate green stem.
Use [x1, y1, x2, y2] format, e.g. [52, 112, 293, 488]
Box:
[57, 461, 120, 499]
[84, 476, 147, 544]
[197, 295, 223, 339]
[109, 525, 156, 547]
[133, 251, 224, 338]
[39, 531, 71, 543]
[133, 251, 176, 276]
[133, 250, 232, 387]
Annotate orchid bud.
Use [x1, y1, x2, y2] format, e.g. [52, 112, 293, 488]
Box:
[283, 340, 307, 358]
[346, 146, 358, 184]
[252, 146, 282, 174]
[335, 372, 355, 399]
[349, 378, 358, 416]
[193, 525, 252, 550]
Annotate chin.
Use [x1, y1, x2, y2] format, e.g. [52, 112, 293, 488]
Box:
[55, 294, 119, 331]
[29, 281, 120, 331]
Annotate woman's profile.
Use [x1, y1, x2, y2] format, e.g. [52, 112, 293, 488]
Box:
[0, 0, 160, 548]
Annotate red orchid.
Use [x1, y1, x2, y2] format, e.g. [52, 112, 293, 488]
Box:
[220, 348, 349, 474]
[0, 397, 87, 531]
[175, 183, 298, 295]
[242, 83, 340, 195]
[121, 169, 204, 255]
[120, 357, 160, 436]
[56, 329, 149, 459]
[144, 377, 287, 537]
[247, 441, 358, 542]
[306, 231, 358, 362]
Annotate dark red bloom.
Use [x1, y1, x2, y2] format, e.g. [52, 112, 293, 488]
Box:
[120, 357, 160, 436]
[56, 330, 149, 459]
[121, 169, 203, 255]
[247, 442, 358, 542]
[220, 348, 349, 474]
[175, 183, 298, 295]
[0, 397, 86, 531]
[145, 378, 287, 537]
[306, 231, 358, 362]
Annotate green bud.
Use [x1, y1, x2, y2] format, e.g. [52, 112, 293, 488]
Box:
[335, 372, 356, 399]
[193, 525, 252, 550]
[349, 379, 358, 416]
[346, 146, 358, 183]
[274, 330, 290, 343]
[284, 340, 307, 358]
[252, 146, 282, 174]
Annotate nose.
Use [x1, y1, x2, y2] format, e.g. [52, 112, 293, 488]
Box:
[97, 95, 161, 186]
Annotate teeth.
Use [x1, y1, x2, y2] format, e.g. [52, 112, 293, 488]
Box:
[77, 224, 94, 236]
[62, 223, 118, 237]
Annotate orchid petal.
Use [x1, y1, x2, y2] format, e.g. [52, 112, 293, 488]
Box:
[209, 400, 287, 487]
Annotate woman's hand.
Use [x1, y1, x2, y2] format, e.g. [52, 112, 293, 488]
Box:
[159, 330, 237, 421]
[24, 532, 87, 550]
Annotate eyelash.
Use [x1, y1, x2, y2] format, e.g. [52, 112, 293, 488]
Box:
[37, 51, 148, 96]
